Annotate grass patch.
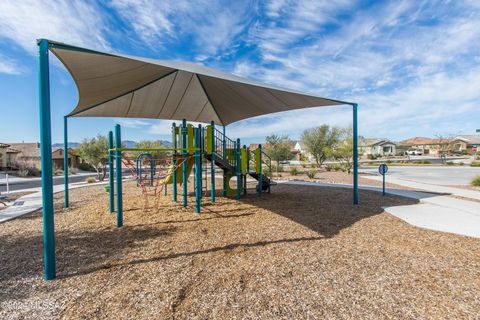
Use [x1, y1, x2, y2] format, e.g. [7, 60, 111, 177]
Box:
[471, 175, 480, 187]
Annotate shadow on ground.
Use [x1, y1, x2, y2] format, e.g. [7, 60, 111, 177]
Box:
[239, 184, 419, 238]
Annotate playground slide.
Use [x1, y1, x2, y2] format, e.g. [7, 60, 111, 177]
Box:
[160, 157, 195, 185]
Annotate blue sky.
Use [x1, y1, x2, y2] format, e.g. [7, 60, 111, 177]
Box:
[1, 0, 480, 145]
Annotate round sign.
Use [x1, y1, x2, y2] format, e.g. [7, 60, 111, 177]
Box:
[378, 164, 388, 175]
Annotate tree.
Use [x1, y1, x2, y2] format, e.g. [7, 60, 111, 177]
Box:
[77, 135, 109, 181]
[264, 134, 294, 164]
[333, 127, 354, 174]
[301, 125, 341, 166]
[133, 140, 168, 159]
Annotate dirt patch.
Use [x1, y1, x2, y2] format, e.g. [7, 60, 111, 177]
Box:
[0, 181, 479, 319]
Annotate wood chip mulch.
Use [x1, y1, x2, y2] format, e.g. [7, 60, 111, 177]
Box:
[0, 180, 479, 319]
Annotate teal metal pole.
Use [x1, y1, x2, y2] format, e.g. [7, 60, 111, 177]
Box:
[172, 123, 177, 202]
[222, 125, 227, 196]
[210, 121, 216, 202]
[243, 145, 247, 195]
[38, 39, 56, 280]
[258, 144, 262, 196]
[236, 138, 241, 199]
[182, 119, 187, 208]
[63, 115, 69, 208]
[353, 103, 359, 205]
[195, 125, 202, 213]
[115, 124, 123, 227]
[108, 131, 114, 213]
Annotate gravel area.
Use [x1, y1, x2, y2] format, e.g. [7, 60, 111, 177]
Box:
[0, 180, 479, 319]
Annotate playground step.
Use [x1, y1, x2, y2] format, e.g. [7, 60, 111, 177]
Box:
[204, 153, 235, 173]
[247, 171, 273, 190]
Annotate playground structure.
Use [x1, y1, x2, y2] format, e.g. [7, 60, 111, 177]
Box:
[108, 120, 273, 215]
[36, 39, 358, 280]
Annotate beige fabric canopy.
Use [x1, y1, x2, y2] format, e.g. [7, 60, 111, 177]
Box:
[49, 40, 352, 125]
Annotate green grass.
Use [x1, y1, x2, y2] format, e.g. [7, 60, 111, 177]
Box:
[471, 175, 480, 187]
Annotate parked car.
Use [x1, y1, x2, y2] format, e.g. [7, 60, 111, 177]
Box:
[406, 149, 423, 156]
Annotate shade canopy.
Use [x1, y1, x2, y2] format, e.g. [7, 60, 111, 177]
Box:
[48, 40, 352, 125]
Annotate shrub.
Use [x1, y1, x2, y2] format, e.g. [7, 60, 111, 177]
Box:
[54, 169, 64, 176]
[386, 159, 392, 164]
[17, 167, 40, 177]
[271, 164, 284, 173]
[18, 168, 29, 177]
[69, 168, 77, 175]
[306, 169, 317, 179]
[85, 177, 96, 183]
[446, 161, 454, 166]
[78, 162, 95, 172]
[470, 161, 480, 167]
[290, 167, 298, 176]
[367, 154, 377, 160]
[471, 175, 480, 187]
[458, 162, 464, 166]
[325, 164, 333, 172]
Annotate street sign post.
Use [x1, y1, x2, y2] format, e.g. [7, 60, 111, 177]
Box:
[378, 164, 388, 196]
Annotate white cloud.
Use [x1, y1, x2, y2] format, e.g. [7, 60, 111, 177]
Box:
[0, 0, 110, 55]
[110, 0, 254, 57]
[0, 54, 22, 75]
[116, 118, 151, 128]
[232, 0, 480, 140]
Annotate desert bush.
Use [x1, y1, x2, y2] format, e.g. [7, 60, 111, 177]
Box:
[306, 169, 317, 179]
[458, 162, 464, 166]
[471, 175, 480, 187]
[446, 161, 454, 166]
[271, 164, 284, 173]
[78, 162, 95, 172]
[69, 168, 77, 175]
[367, 154, 378, 160]
[470, 161, 480, 167]
[17, 169, 29, 177]
[54, 169, 64, 176]
[85, 177, 96, 183]
[290, 167, 298, 176]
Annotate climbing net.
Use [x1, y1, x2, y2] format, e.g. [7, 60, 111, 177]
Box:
[122, 154, 192, 211]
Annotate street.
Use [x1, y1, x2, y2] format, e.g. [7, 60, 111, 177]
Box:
[360, 165, 480, 186]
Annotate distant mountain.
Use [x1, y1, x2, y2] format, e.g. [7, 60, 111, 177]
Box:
[52, 142, 80, 148]
[122, 140, 137, 148]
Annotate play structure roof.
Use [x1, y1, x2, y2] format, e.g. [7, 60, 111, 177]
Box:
[49, 40, 353, 125]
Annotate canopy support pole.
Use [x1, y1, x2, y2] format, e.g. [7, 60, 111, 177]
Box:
[236, 139, 241, 199]
[115, 124, 123, 227]
[195, 124, 202, 214]
[182, 119, 188, 208]
[223, 125, 227, 196]
[108, 131, 114, 213]
[210, 121, 216, 203]
[63, 115, 69, 208]
[38, 39, 56, 280]
[353, 103, 359, 205]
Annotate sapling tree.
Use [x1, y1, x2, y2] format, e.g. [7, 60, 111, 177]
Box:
[301, 125, 341, 167]
[77, 135, 109, 181]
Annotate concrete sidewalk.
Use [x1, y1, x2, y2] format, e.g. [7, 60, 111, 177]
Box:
[278, 180, 480, 238]
[0, 181, 110, 223]
[362, 175, 480, 201]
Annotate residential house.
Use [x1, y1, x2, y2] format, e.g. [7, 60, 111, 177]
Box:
[451, 135, 480, 153]
[292, 141, 314, 162]
[399, 137, 451, 156]
[358, 138, 396, 157]
[0, 143, 21, 170]
[8, 143, 80, 170]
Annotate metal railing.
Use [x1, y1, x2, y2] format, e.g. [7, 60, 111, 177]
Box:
[213, 128, 236, 168]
